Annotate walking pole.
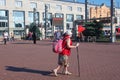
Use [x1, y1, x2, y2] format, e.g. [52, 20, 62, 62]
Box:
[76, 46, 80, 77]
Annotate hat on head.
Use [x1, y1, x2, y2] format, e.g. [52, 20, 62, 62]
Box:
[65, 31, 72, 36]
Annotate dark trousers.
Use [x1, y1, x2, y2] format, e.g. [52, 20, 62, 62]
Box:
[33, 38, 36, 44]
[4, 38, 7, 44]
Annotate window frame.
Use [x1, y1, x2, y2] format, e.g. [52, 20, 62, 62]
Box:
[56, 5, 62, 11]
[55, 13, 63, 18]
[67, 6, 72, 11]
[30, 2, 37, 9]
[15, 0, 22, 7]
[66, 14, 74, 22]
[0, 0, 6, 6]
[13, 11, 25, 28]
[77, 7, 82, 12]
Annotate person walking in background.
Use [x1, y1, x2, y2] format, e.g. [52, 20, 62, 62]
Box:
[28, 32, 33, 40]
[54, 30, 61, 40]
[10, 32, 14, 41]
[32, 32, 36, 44]
[3, 31, 8, 45]
[53, 31, 79, 76]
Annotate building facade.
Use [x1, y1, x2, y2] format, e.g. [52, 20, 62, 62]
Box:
[0, 0, 120, 39]
[90, 3, 120, 26]
[90, 4, 111, 19]
[0, 0, 86, 39]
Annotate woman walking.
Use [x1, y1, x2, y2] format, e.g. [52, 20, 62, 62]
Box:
[53, 31, 79, 76]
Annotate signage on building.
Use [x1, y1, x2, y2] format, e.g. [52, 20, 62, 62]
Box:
[52, 18, 63, 26]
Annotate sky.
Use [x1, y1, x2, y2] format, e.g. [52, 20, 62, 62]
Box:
[64, 0, 120, 7]
[79, 0, 120, 7]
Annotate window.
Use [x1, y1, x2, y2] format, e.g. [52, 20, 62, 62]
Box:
[55, 13, 63, 18]
[42, 12, 52, 20]
[13, 11, 24, 28]
[0, 0, 6, 6]
[77, 7, 82, 12]
[0, 10, 8, 27]
[56, 5, 62, 11]
[14, 30, 24, 35]
[66, 23, 73, 30]
[30, 2, 37, 8]
[67, 6, 72, 11]
[15, 0, 22, 7]
[66, 14, 74, 22]
[28, 12, 39, 24]
[0, 10, 8, 17]
[76, 15, 83, 20]
[28, 12, 34, 23]
[0, 31, 4, 36]
[42, 13, 52, 27]
[0, 22, 8, 27]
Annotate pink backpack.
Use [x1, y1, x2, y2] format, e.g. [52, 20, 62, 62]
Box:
[52, 39, 63, 53]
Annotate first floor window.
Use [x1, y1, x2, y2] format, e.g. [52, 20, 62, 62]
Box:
[55, 13, 63, 18]
[13, 11, 24, 28]
[42, 12, 52, 20]
[66, 23, 73, 30]
[76, 15, 83, 20]
[28, 12, 39, 24]
[0, 10, 8, 20]
[14, 30, 24, 35]
[66, 14, 74, 22]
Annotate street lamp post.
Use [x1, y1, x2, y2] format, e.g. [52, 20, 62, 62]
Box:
[33, 8, 37, 44]
[111, 0, 116, 42]
[33, 8, 37, 25]
[85, 0, 89, 23]
[45, 4, 48, 39]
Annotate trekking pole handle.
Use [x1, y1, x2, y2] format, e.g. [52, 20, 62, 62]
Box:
[76, 43, 79, 48]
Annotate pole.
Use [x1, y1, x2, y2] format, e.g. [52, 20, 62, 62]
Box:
[110, 0, 116, 42]
[33, 8, 36, 25]
[7, 10, 10, 41]
[85, 0, 88, 23]
[76, 47, 80, 77]
[33, 8, 37, 44]
[45, 4, 48, 39]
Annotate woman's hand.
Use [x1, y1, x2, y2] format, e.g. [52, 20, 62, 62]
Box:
[76, 43, 79, 48]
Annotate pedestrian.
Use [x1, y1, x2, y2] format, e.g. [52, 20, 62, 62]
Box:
[28, 32, 33, 40]
[10, 32, 14, 41]
[53, 31, 79, 76]
[54, 30, 61, 40]
[3, 31, 8, 45]
[77, 32, 84, 42]
[32, 32, 36, 44]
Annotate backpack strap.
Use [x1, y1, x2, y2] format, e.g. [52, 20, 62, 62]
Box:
[62, 35, 70, 49]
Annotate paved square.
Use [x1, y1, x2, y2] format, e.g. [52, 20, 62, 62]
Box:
[0, 40, 120, 80]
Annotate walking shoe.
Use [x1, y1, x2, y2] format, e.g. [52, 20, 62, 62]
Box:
[64, 71, 72, 75]
[53, 69, 58, 77]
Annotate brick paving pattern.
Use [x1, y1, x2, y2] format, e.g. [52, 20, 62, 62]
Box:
[0, 40, 120, 80]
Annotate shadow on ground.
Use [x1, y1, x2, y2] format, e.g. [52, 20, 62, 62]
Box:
[12, 41, 52, 46]
[5, 66, 53, 76]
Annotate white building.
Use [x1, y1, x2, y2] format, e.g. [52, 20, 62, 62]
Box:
[0, 0, 120, 39]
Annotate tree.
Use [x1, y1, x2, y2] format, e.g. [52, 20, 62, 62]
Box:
[29, 23, 41, 40]
[94, 20, 104, 39]
[83, 20, 104, 39]
[83, 22, 96, 36]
